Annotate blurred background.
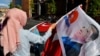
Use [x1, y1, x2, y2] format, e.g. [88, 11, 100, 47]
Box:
[0, 0, 100, 56]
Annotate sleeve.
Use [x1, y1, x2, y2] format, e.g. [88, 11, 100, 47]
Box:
[26, 30, 52, 44]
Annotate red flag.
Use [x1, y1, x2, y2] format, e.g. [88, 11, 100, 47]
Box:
[41, 28, 62, 56]
[37, 22, 51, 32]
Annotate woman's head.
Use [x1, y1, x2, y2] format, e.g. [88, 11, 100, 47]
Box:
[6, 8, 27, 27]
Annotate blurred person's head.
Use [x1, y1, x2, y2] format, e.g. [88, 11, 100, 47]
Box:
[5, 8, 27, 27]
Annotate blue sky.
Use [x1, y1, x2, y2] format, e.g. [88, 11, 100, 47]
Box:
[0, 0, 11, 5]
[0, 0, 12, 8]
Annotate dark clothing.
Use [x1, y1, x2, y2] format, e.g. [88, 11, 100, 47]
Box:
[62, 37, 82, 56]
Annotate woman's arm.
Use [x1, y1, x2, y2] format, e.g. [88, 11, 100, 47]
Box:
[27, 23, 56, 44]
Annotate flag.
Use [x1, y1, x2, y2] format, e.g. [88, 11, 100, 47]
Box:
[42, 4, 100, 56]
[37, 22, 51, 32]
[57, 5, 100, 56]
[29, 22, 51, 33]
[57, 6, 99, 56]
[41, 28, 62, 56]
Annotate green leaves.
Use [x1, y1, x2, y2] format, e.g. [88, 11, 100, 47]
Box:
[47, 0, 56, 14]
[87, 0, 100, 17]
[9, 2, 14, 8]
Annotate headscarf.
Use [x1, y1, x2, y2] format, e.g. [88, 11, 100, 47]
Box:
[1, 8, 27, 55]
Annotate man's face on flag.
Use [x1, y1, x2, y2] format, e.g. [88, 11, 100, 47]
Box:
[73, 27, 89, 43]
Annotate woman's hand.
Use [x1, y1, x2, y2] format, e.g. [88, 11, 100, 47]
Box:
[48, 23, 56, 31]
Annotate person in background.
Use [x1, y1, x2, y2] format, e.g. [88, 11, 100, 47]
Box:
[1, 8, 56, 56]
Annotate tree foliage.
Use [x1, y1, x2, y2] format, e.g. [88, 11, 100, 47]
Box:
[47, 0, 56, 14]
[15, 5, 22, 9]
[9, 2, 14, 8]
[30, 0, 35, 13]
[87, 0, 100, 17]
[9, 2, 22, 9]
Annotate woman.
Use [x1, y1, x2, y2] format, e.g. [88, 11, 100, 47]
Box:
[1, 8, 56, 56]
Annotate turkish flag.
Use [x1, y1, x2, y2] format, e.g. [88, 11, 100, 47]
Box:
[37, 22, 51, 32]
[41, 28, 62, 56]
